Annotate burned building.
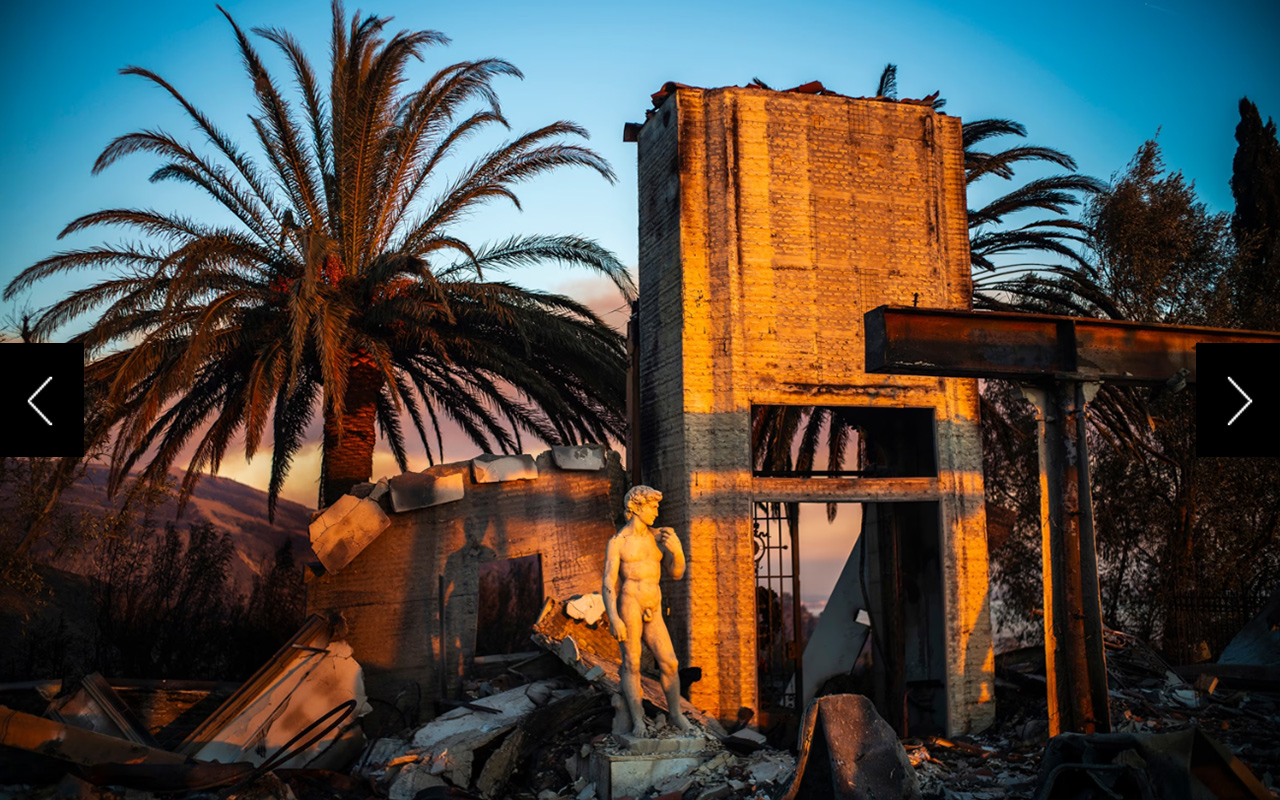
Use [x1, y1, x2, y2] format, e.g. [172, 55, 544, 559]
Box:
[307, 448, 628, 704]
[631, 84, 994, 735]
[306, 84, 994, 739]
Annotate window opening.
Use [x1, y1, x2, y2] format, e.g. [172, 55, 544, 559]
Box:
[475, 555, 544, 656]
[751, 405, 937, 478]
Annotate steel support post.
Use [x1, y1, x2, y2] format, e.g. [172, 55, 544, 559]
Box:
[1024, 382, 1111, 735]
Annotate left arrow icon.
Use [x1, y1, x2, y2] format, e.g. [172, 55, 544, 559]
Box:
[28, 376, 53, 426]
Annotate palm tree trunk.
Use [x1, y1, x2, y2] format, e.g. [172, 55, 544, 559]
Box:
[320, 359, 384, 508]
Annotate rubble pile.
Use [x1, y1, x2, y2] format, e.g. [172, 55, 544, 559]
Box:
[4, 597, 1278, 800]
[913, 627, 1280, 799]
[348, 688, 795, 799]
[1105, 628, 1280, 783]
[901, 726, 1043, 798]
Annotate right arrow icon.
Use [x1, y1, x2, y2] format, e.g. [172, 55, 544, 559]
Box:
[1228, 376, 1252, 426]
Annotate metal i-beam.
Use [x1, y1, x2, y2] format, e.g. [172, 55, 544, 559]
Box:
[864, 305, 1280, 736]
[865, 306, 1280, 385]
[1022, 381, 1109, 734]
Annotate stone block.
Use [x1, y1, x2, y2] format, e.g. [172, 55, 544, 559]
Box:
[389, 471, 465, 513]
[565, 593, 606, 626]
[309, 497, 391, 574]
[309, 495, 360, 542]
[551, 445, 607, 471]
[614, 733, 705, 755]
[589, 748, 709, 800]
[779, 694, 920, 800]
[388, 763, 445, 800]
[472, 454, 539, 484]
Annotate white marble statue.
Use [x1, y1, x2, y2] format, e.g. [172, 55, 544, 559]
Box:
[602, 485, 692, 736]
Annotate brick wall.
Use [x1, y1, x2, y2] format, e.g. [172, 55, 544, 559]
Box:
[636, 87, 994, 734]
[307, 451, 627, 704]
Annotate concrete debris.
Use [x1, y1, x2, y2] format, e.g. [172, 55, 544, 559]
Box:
[1171, 686, 1201, 708]
[781, 694, 921, 800]
[180, 615, 371, 770]
[972, 626, 1280, 797]
[9, 612, 1279, 800]
[44, 672, 158, 747]
[347, 482, 375, 498]
[0, 704, 188, 768]
[1035, 728, 1271, 800]
[363, 680, 577, 789]
[550, 445, 607, 471]
[746, 751, 792, 784]
[559, 636, 582, 665]
[531, 596, 726, 739]
[730, 727, 767, 745]
[574, 709, 788, 798]
[388, 762, 447, 800]
[472, 454, 539, 484]
[389, 470, 466, 513]
[565, 593, 606, 627]
[310, 494, 358, 532]
[308, 493, 391, 573]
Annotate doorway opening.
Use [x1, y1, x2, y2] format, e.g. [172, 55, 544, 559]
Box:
[752, 500, 947, 739]
[476, 555, 544, 657]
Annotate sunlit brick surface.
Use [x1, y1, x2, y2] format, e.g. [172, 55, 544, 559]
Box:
[307, 452, 627, 704]
[636, 87, 994, 734]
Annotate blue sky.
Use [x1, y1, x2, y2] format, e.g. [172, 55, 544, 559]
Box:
[2, 0, 1276, 503]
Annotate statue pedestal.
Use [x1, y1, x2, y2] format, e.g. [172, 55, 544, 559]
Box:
[588, 734, 712, 799]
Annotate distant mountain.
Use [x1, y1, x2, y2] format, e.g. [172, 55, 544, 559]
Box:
[15, 464, 315, 596]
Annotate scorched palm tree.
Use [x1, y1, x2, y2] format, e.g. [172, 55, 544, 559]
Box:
[5, 3, 635, 513]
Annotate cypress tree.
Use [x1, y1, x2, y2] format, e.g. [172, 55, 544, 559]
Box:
[1230, 97, 1280, 330]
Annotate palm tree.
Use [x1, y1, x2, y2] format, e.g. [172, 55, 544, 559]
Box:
[867, 64, 1106, 280]
[4, 3, 635, 514]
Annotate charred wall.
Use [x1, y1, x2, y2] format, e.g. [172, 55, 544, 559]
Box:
[306, 450, 627, 704]
[635, 86, 994, 734]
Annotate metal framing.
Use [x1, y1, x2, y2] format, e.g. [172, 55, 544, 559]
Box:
[862, 305, 1280, 735]
[866, 305, 1280, 385]
[753, 501, 803, 716]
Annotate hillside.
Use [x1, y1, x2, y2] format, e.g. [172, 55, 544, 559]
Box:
[11, 464, 315, 596]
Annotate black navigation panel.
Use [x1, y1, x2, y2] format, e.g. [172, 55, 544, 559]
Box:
[0, 344, 85, 457]
[1196, 343, 1280, 457]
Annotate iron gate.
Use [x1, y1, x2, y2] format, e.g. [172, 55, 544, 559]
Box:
[754, 501, 803, 714]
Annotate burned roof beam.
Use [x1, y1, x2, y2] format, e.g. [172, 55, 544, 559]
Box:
[865, 305, 1280, 385]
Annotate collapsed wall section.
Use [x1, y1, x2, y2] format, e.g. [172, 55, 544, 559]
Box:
[307, 449, 627, 704]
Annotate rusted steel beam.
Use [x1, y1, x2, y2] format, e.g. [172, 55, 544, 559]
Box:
[751, 476, 944, 504]
[0, 704, 187, 767]
[865, 306, 1280, 385]
[1025, 385, 1111, 735]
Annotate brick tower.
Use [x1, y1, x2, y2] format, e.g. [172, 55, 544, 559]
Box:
[633, 85, 994, 735]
